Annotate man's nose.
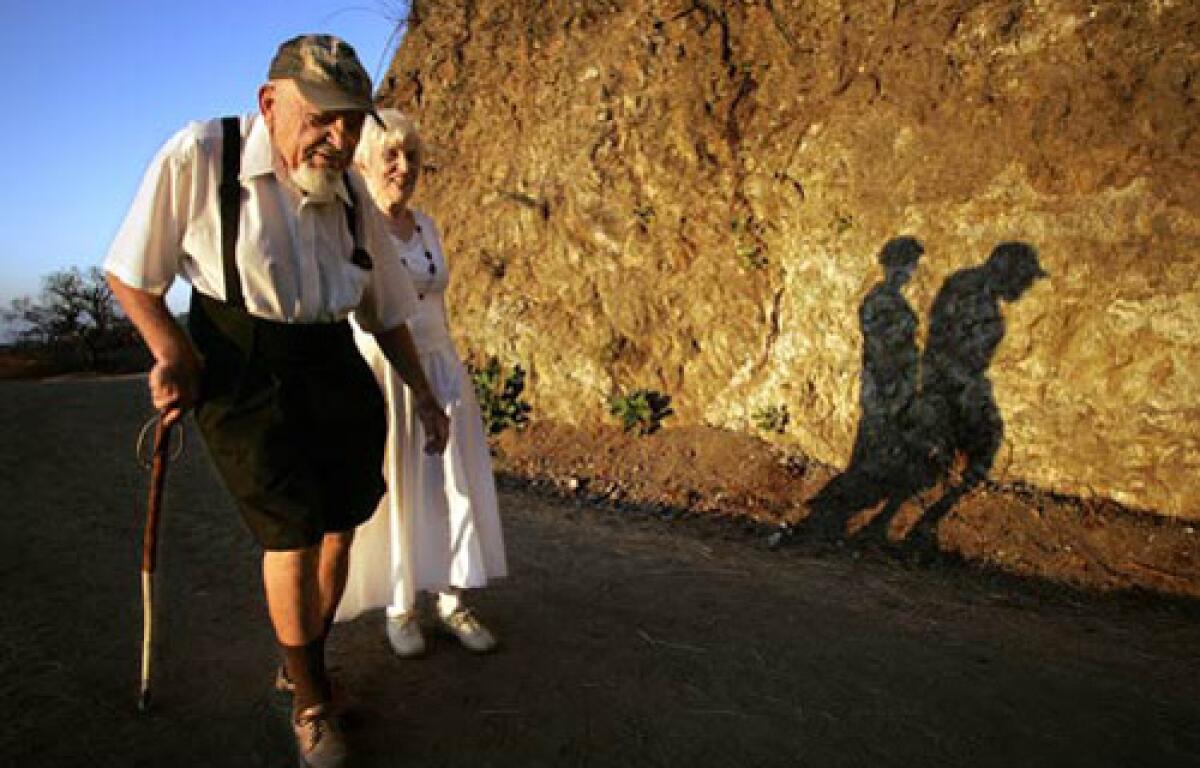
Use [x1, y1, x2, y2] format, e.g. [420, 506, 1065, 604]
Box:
[326, 121, 348, 151]
[326, 116, 360, 152]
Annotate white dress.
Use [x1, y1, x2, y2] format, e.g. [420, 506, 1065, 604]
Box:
[336, 210, 508, 621]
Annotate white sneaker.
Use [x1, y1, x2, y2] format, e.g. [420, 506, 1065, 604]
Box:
[385, 613, 426, 658]
[438, 606, 498, 653]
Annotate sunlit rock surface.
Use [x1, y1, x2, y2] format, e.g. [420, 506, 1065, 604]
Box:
[379, 0, 1200, 518]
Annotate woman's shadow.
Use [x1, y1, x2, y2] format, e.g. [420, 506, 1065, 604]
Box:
[805, 237, 927, 538]
[806, 240, 1047, 549]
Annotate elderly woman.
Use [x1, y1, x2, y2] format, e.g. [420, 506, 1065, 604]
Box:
[336, 109, 508, 655]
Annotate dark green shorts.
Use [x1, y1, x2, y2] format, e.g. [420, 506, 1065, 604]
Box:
[189, 292, 386, 551]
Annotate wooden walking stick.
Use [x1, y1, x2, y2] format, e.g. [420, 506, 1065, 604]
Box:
[137, 413, 177, 713]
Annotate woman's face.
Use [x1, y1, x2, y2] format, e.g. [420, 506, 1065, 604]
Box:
[371, 133, 421, 210]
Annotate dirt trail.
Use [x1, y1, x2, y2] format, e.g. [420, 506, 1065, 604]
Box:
[1, 376, 1197, 767]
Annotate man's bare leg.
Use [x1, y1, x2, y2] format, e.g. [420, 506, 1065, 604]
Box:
[264, 547, 323, 643]
[318, 531, 355, 627]
[263, 547, 328, 713]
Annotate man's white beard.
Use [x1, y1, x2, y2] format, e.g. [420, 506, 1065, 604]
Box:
[291, 163, 341, 204]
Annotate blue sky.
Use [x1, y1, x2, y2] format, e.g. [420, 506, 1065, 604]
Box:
[0, 0, 408, 327]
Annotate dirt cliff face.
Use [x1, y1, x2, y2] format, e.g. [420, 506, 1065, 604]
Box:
[380, 0, 1199, 518]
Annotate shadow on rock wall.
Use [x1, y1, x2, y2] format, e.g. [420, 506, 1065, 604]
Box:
[807, 240, 1048, 549]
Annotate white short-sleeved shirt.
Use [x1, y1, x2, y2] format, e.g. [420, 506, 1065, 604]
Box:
[104, 113, 416, 334]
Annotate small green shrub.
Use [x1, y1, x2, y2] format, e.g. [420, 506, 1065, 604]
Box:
[468, 356, 532, 435]
[753, 404, 790, 434]
[737, 242, 769, 269]
[834, 212, 855, 235]
[633, 205, 655, 230]
[731, 214, 769, 269]
[609, 388, 674, 436]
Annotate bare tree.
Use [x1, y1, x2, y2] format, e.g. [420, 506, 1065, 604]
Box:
[4, 267, 136, 369]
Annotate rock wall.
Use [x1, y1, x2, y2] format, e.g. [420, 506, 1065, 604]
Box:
[379, 0, 1200, 517]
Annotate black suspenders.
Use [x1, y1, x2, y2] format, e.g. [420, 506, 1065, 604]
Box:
[342, 175, 373, 271]
[219, 117, 245, 310]
[216, 116, 371, 311]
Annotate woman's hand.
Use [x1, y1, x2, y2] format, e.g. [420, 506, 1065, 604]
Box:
[371, 324, 451, 453]
[415, 394, 450, 454]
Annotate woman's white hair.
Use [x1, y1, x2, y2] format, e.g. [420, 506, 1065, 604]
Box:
[354, 107, 423, 168]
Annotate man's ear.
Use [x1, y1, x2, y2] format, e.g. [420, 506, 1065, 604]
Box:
[258, 83, 276, 127]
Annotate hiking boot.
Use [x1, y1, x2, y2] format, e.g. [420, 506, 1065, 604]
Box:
[437, 606, 498, 653]
[293, 702, 346, 768]
[386, 612, 427, 658]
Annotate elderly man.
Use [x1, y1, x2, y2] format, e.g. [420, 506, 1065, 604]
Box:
[105, 34, 448, 768]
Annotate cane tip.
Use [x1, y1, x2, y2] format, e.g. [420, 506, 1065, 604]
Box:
[137, 689, 151, 714]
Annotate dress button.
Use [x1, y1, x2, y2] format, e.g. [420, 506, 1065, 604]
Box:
[418, 293, 425, 300]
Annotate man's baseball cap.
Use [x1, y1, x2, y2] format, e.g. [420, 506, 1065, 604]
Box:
[268, 34, 383, 124]
[988, 241, 1049, 280]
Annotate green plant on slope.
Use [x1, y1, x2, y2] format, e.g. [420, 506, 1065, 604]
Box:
[609, 388, 674, 436]
[753, 403, 790, 434]
[468, 356, 532, 435]
[731, 214, 769, 269]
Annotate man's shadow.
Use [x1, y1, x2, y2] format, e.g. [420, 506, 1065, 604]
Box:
[807, 240, 1047, 549]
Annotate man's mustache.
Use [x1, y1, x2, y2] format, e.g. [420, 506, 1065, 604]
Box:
[305, 143, 350, 164]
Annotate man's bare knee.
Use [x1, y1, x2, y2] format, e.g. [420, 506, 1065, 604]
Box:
[323, 530, 354, 553]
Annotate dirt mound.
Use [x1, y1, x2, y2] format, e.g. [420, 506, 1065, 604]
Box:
[495, 420, 1200, 598]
